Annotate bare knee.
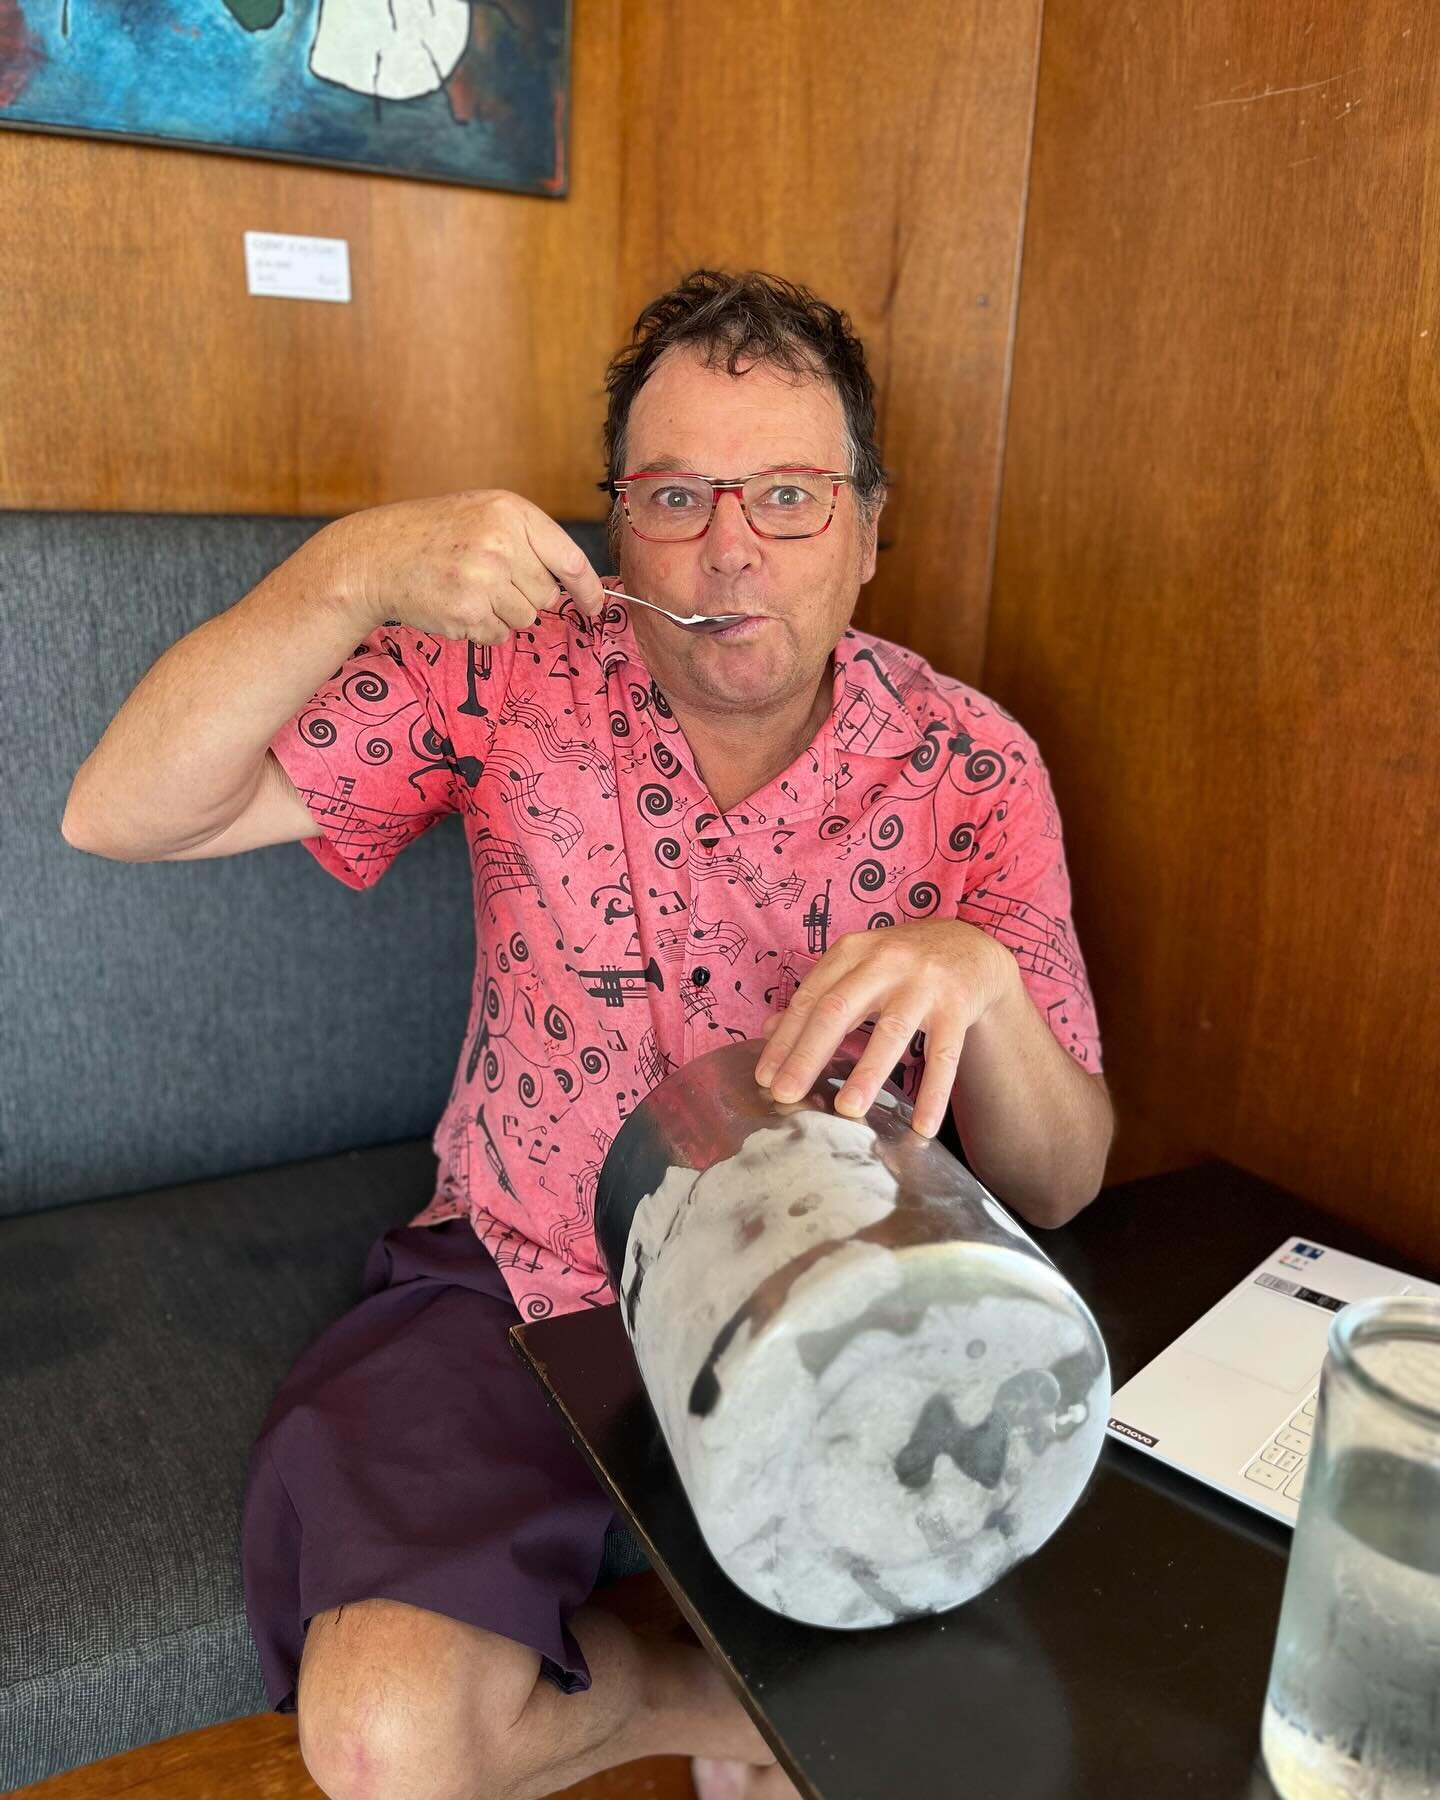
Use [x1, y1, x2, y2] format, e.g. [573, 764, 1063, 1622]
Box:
[296, 1598, 542, 1800]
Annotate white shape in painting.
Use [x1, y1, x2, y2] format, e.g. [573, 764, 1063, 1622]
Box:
[309, 0, 471, 101]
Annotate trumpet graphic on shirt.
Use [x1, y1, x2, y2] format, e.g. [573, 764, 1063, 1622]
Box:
[576, 959, 665, 1009]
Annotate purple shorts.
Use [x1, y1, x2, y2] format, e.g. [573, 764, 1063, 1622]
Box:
[240, 1220, 617, 1713]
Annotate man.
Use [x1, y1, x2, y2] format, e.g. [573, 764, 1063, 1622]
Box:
[63, 269, 1111, 1800]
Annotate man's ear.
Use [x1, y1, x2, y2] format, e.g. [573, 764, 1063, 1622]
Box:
[858, 496, 884, 584]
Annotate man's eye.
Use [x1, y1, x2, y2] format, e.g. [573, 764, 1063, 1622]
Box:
[656, 487, 700, 509]
[762, 486, 805, 507]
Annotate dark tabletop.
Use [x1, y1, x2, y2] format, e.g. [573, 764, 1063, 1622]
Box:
[512, 1161, 1435, 1800]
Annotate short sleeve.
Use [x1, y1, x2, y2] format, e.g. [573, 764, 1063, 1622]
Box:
[950, 723, 1103, 1072]
[270, 623, 464, 892]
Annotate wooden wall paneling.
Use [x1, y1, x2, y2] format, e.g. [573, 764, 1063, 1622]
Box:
[987, 1, 1440, 1259]
[0, 2, 624, 518]
[0, 1, 1043, 690]
[615, 0, 1045, 686]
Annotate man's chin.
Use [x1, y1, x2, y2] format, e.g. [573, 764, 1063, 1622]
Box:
[645, 624, 825, 719]
[690, 659, 800, 710]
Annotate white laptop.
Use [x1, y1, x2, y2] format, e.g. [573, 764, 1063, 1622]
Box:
[1105, 1237, 1440, 1525]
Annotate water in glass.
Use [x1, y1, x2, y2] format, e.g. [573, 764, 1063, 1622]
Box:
[1262, 1329, 1440, 1799]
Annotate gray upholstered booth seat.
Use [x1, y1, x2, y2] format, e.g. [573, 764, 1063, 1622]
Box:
[0, 1139, 645, 1782]
[5, 511, 478, 1214]
[0, 511, 641, 1788]
[1, 1141, 425, 1778]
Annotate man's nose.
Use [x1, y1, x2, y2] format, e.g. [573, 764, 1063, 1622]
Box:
[701, 489, 760, 574]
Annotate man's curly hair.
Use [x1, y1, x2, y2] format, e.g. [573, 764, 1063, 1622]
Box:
[601, 269, 887, 522]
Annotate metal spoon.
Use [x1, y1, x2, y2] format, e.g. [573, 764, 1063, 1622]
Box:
[612, 589, 746, 632]
[566, 586, 746, 632]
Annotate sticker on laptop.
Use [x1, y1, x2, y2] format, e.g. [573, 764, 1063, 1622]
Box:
[1107, 1418, 1159, 1447]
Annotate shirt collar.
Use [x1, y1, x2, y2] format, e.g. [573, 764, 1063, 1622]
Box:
[828, 628, 932, 761]
[586, 596, 931, 753]
[582, 602, 937, 839]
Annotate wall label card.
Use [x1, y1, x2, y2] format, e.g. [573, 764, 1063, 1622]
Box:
[244, 233, 351, 304]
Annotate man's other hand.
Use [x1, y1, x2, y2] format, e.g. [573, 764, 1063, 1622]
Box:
[752, 920, 1017, 1138]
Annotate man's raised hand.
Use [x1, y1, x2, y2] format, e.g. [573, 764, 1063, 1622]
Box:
[325, 489, 608, 644]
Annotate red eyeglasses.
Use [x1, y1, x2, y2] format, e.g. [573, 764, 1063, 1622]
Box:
[609, 466, 850, 542]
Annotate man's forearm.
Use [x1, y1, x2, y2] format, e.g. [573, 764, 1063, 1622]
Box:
[950, 961, 1113, 1229]
[62, 522, 373, 859]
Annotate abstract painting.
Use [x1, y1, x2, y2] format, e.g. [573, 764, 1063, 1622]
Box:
[0, 0, 569, 192]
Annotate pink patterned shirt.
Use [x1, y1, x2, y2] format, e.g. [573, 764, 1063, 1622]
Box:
[270, 590, 1101, 1320]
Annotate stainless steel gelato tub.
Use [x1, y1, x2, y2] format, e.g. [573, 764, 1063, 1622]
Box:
[594, 1038, 1110, 1629]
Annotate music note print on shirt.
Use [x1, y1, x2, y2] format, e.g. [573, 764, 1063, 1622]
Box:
[273, 603, 1102, 1322]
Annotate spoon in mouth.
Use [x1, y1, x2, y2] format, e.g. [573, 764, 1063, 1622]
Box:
[617, 590, 747, 633]
[568, 587, 747, 633]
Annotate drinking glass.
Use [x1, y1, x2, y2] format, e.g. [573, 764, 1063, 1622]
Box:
[1261, 1294, 1440, 1798]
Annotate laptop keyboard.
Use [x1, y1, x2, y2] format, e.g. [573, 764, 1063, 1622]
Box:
[1241, 1387, 1317, 1503]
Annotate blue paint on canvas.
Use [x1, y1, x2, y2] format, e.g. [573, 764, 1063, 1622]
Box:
[0, 0, 568, 192]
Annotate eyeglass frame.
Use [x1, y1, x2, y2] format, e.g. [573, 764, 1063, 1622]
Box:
[602, 465, 852, 542]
